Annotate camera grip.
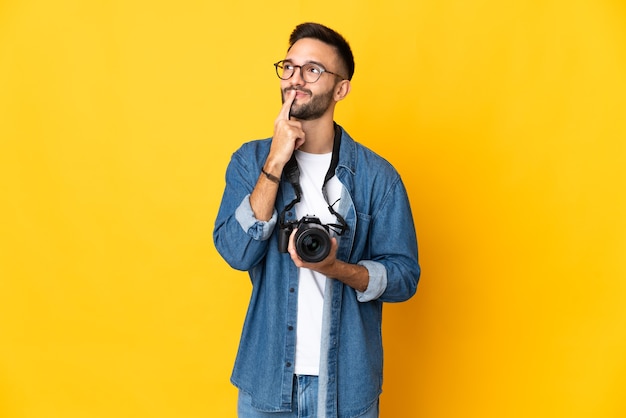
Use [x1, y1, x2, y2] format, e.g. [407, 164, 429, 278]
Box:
[277, 227, 292, 253]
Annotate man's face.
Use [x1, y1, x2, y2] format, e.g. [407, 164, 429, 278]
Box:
[280, 38, 344, 121]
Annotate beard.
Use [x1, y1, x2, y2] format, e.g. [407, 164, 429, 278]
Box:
[282, 87, 335, 121]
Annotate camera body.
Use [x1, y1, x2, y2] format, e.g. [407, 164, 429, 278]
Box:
[278, 216, 332, 263]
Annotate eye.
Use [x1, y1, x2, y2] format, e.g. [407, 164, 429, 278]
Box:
[306, 65, 323, 74]
[283, 62, 295, 71]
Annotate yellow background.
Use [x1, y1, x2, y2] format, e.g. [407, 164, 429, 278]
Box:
[1, 1, 625, 417]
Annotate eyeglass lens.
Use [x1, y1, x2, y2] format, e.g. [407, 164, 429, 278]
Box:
[276, 62, 324, 83]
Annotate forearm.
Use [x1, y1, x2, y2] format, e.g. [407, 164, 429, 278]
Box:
[319, 259, 369, 293]
[249, 160, 283, 221]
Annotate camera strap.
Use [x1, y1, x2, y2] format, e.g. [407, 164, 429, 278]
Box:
[279, 123, 348, 235]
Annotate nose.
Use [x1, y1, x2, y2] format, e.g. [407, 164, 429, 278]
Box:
[289, 66, 306, 87]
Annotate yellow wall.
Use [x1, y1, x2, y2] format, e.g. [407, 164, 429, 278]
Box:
[1, 1, 625, 417]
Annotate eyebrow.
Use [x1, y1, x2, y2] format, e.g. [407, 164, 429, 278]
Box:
[283, 59, 328, 69]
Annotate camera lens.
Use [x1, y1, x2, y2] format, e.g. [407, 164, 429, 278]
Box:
[294, 224, 331, 263]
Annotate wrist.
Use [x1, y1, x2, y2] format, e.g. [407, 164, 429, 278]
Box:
[262, 157, 286, 181]
[261, 167, 280, 184]
[263, 157, 285, 173]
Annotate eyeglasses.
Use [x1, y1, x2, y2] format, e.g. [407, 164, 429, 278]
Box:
[274, 60, 345, 83]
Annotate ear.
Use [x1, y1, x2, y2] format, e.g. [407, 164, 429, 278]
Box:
[334, 80, 351, 102]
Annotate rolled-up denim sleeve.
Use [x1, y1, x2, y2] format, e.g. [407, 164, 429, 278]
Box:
[355, 260, 388, 302]
[235, 194, 278, 241]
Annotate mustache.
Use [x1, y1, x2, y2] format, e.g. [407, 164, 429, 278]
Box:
[284, 86, 312, 96]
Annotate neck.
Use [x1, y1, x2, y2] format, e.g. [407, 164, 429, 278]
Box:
[295, 113, 336, 154]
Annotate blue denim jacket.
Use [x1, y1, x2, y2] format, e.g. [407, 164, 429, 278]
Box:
[214, 126, 420, 418]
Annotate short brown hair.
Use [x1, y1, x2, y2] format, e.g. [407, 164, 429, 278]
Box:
[288, 22, 355, 81]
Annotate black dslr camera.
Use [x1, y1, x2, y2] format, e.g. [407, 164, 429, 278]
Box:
[278, 216, 332, 263]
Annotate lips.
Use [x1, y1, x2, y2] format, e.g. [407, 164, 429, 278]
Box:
[287, 88, 311, 99]
[294, 91, 310, 100]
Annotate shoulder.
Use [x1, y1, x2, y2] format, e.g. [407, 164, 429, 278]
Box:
[233, 137, 272, 157]
[228, 137, 273, 168]
[357, 143, 397, 173]
[339, 128, 400, 181]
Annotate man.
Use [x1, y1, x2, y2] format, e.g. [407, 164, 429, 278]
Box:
[214, 22, 420, 418]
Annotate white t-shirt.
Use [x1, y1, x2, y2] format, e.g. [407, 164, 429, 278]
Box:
[293, 150, 342, 376]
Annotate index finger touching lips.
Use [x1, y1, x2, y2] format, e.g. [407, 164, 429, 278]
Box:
[278, 89, 296, 121]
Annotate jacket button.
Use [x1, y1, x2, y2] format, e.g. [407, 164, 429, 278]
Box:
[289, 288, 295, 293]
[286, 362, 292, 368]
[288, 325, 294, 331]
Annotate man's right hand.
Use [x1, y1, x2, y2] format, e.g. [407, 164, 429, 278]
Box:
[266, 89, 306, 172]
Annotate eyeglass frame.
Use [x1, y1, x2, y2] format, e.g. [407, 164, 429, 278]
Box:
[273, 60, 346, 83]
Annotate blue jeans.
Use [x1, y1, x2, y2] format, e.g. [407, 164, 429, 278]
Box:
[237, 375, 379, 418]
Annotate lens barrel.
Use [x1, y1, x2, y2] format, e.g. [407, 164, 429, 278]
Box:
[294, 223, 331, 263]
